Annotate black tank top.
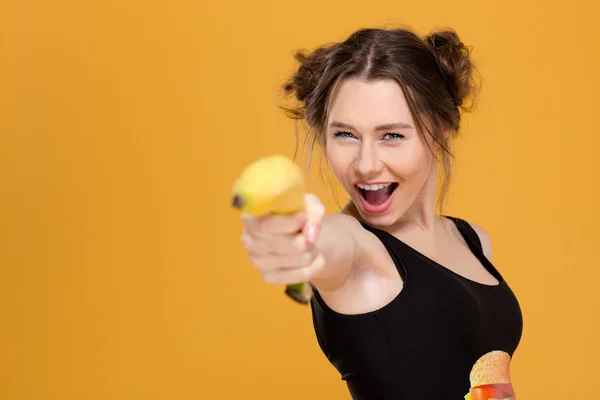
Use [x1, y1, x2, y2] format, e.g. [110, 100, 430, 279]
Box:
[309, 216, 523, 400]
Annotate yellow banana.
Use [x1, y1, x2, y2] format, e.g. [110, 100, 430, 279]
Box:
[231, 154, 312, 304]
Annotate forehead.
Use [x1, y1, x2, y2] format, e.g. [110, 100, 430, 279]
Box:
[327, 78, 414, 129]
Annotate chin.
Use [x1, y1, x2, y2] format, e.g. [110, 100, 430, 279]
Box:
[355, 208, 398, 227]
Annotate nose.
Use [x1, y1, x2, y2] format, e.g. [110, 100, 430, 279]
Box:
[354, 142, 383, 179]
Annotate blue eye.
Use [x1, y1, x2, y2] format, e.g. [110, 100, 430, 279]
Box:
[333, 130, 356, 139]
[383, 132, 405, 141]
[332, 131, 404, 141]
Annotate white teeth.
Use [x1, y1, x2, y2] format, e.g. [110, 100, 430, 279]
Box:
[357, 183, 392, 190]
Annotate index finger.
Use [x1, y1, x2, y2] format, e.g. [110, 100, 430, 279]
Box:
[242, 211, 306, 235]
[241, 213, 261, 233]
[261, 212, 307, 234]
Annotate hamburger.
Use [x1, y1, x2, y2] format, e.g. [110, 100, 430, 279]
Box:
[464, 351, 516, 400]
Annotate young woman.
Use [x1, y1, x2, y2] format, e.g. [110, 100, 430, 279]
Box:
[239, 26, 523, 400]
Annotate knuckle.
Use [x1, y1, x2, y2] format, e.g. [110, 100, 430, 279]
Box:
[256, 217, 269, 233]
[298, 266, 312, 281]
[301, 253, 311, 265]
[260, 257, 275, 270]
[293, 235, 307, 252]
[283, 218, 302, 234]
[240, 232, 253, 250]
[247, 254, 257, 267]
[241, 213, 258, 230]
[247, 253, 260, 266]
[261, 272, 272, 283]
[295, 267, 308, 282]
[301, 250, 316, 265]
[312, 254, 326, 272]
[269, 237, 289, 255]
[248, 254, 270, 270]
[260, 216, 283, 234]
[262, 272, 281, 285]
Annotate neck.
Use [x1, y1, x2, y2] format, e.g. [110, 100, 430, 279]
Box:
[399, 159, 440, 232]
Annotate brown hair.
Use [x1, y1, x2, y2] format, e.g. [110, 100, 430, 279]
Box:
[278, 25, 480, 213]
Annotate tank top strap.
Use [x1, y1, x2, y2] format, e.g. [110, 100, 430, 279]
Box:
[358, 217, 485, 283]
[443, 215, 483, 253]
[358, 221, 407, 281]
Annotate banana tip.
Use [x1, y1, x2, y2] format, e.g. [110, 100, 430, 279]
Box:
[231, 195, 244, 209]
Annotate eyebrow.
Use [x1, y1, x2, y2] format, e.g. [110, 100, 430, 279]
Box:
[329, 121, 414, 131]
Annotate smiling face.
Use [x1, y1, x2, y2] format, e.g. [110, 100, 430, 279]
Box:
[324, 78, 437, 227]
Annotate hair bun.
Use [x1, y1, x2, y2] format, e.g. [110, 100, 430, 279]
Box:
[424, 29, 478, 110]
[280, 46, 332, 122]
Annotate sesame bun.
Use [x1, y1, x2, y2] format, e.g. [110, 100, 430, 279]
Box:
[469, 351, 512, 387]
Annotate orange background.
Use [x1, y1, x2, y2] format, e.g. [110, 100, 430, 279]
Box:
[2, 0, 599, 398]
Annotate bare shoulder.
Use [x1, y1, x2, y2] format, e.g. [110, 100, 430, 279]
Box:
[313, 213, 403, 314]
[323, 213, 391, 262]
[322, 212, 361, 228]
[468, 222, 493, 262]
[323, 213, 375, 244]
[310, 213, 385, 290]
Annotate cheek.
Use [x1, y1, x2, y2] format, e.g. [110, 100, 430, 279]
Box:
[325, 145, 353, 180]
[388, 142, 433, 180]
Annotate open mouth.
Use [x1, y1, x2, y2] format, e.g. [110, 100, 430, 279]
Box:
[355, 182, 399, 206]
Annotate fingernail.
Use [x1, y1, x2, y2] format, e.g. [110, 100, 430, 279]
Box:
[306, 225, 320, 244]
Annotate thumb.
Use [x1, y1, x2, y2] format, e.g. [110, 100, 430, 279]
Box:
[302, 193, 325, 245]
